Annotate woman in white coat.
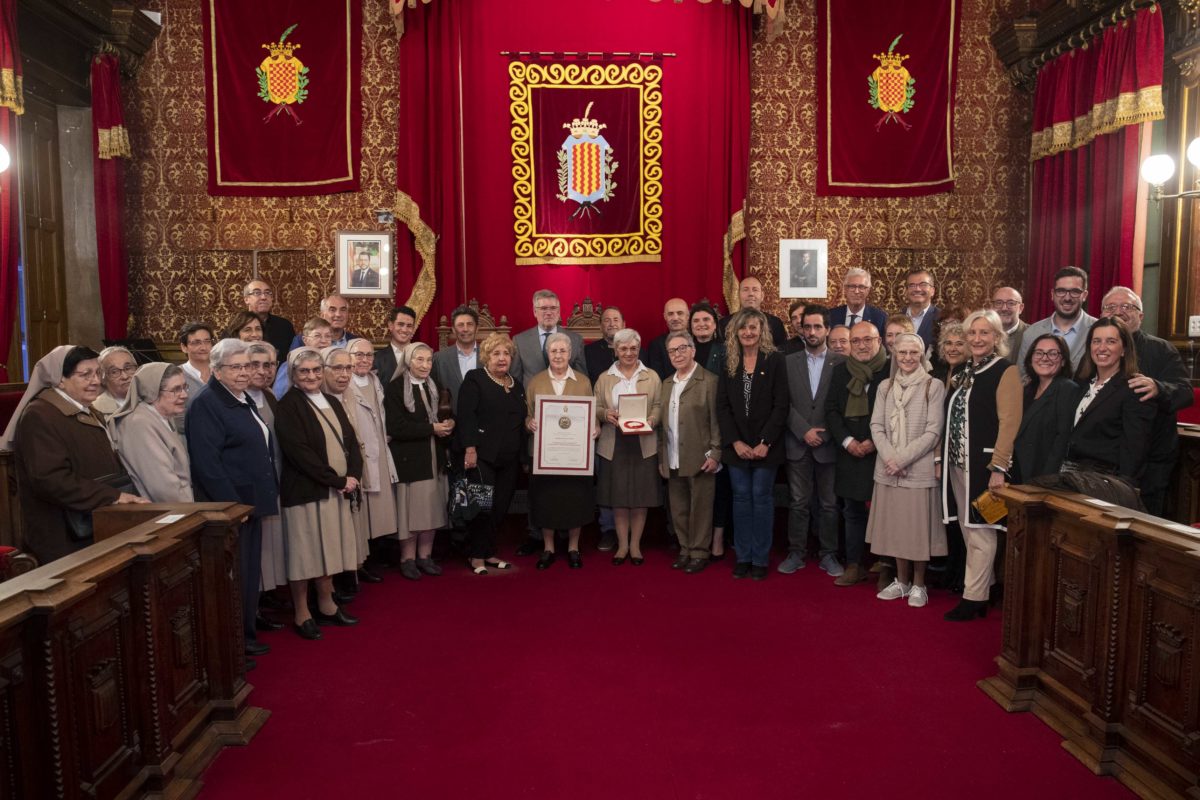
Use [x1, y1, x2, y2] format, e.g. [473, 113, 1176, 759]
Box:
[107, 362, 194, 502]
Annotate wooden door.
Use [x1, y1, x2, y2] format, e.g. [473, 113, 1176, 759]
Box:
[19, 95, 67, 363]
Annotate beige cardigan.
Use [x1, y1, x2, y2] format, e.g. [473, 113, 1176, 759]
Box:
[594, 366, 662, 461]
[869, 375, 945, 489]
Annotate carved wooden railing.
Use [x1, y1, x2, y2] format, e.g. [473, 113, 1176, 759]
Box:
[984, 485, 1200, 799]
[0, 502, 267, 799]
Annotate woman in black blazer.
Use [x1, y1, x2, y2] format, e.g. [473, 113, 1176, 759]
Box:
[454, 333, 527, 575]
[276, 347, 364, 639]
[715, 308, 790, 580]
[1065, 318, 1155, 480]
[1012, 334, 1080, 483]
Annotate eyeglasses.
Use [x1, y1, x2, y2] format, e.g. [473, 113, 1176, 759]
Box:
[1031, 350, 1062, 361]
[350, 352, 374, 359]
[1101, 303, 1141, 313]
[535, 305, 559, 313]
[219, 363, 251, 373]
[1053, 288, 1084, 298]
[325, 365, 353, 374]
[161, 385, 189, 396]
[187, 338, 214, 347]
[105, 365, 137, 378]
[70, 369, 101, 381]
[844, 283, 869, 291]
[250, 361, 277, 370]
[295, 366, 323, 377]
[850, 336, 880, 346]
[906, 281, 932, 290]
[991, 300, 1021, 309]
[245, 289, 274, 298]
[666, 345, 693, 356]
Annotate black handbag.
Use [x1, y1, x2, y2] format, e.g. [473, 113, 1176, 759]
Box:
[448, 468, 494, 526]
[62, 470, 139, 542]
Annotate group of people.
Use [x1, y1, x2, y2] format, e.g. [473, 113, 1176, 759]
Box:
[2, 264, 1192, 674]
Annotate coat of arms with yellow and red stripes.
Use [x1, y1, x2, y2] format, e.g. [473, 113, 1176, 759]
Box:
[556, 102, 619, 219]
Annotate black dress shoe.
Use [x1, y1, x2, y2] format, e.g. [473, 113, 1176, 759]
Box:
[332, 590, 356, 605]
[672, 553, 690, 570]
[294, 619, 322, 640]
[684, 558, 709, 574]
[751, 565, 768, 581]
[536, 551, 556, 570]
[611, 554, 627, 566]
[314, 607, 359, 626]
[630, 556, 645, 566]
[944, 599, 988, 622]
[357, 567, 383, 584]
[245, 640, 270, 656]
[567, 550, 583, 569]
[256, 614, 284, 632]
[258, 592, 287, 611]
[732, 562, 751, 579]
[515, 539, 541, 557]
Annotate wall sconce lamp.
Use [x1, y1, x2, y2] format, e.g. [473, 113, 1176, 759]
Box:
[1141, 138, 1200, 200]
[0, 144, 11, 175]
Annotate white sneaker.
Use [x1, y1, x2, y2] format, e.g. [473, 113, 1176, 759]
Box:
[876, 579, 911, 601]
[907, 585, 929, 607]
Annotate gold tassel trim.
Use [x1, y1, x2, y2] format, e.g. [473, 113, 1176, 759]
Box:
[97, 125, 132, 159]
[1030, 84, 1163, 162]
[723, 203, 746, 314]
[0, 69, 23, 115]
[394, 187, 437, 324]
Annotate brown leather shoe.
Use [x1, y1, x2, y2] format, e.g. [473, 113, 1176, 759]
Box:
[833, 563, 866, 587]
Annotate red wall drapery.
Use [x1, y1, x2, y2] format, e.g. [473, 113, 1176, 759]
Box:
[396, 0, 751, 340]
[1026, 6, 1163, 320]
[91, 53, 129, 340]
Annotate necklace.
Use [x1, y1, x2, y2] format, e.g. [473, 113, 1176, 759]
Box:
[484, 368, 512, 393]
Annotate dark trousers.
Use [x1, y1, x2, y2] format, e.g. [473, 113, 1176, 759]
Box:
[239, 517, 263, 644]
[468, 458, 520, 559]
[1141, 459, 1172, 517]
[785, 453, 838, 557]
[842, 498, 868, 566]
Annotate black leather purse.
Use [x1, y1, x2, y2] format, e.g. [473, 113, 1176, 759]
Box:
[62, 471, 139, 542]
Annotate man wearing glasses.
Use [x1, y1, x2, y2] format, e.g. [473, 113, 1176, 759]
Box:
[510, 289, 586, 387]
[243, 280, 296, 359]
[1015, 266, 1097, 374]
[829, 268, 887, 339]
[1098, 286, 1194, 516]
[177, 322, 216, 430]
[990, 286, 1028, 358]
[902, 268, 941, 349]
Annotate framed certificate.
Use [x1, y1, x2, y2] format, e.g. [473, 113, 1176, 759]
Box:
[617, 392, 651, 435]
[532, 395, 596, 475]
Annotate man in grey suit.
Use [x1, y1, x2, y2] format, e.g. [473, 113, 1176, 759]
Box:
[431, 304, 479, 413]
[780, 304, 845, 576]
[510, 289, 586, 387]
[1015, 266, 1097, 375]
[991, 286, 1028, 362]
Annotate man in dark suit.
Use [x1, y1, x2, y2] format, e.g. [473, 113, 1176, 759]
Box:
[991, 286, 1028, 359]
[781, 304, 844, 576]
[431, 304, 477, 413]
[186, 339, 279, 671]
[372, 305, 417, 383]
[825, 321, 889, 586]
[829, 267, 887, 338]
[645, 297, 690, 379]
[789, 250, 817, 289]
[902, 268, 942, 350]
[717, 274, 788, 346]
[1102, 287, 1195, 516]
[510, 289, 586, 387]
[349, 251, 380, 289]
[584, 306, 624, 384]
[243, 279, 296, 360]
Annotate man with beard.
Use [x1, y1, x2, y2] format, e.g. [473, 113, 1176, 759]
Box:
[780, 304, 844, 576]
[645, 298, 691, 380]
[825, 321, 889, 586]
[1099, 286, 1194, 516]
[1016, 266, 1097, 374]
[243, 279, 296, 359]
[585, 306, 625, 384]
[990, 286, 1027, 359]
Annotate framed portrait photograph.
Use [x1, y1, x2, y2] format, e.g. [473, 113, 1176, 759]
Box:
[778, 239, 828, 299]
[336, 230, 393, 298]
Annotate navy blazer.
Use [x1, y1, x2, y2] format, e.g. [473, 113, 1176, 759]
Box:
[908, 306, 942, 350]
[1012, 377, 1080, 483]
[185, 377, 279, 518]
[829, 304, 888, 339]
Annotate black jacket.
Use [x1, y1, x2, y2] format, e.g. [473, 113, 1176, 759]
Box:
[1066, 377, 1155, 480]
[1133, 330, 1194, 463]
[825, 358, 889, 502]
[384, 378, 448, 483]
[453, 369, 527, 466]
[1012, 377, 1080, 484]
[262, 313, 296, 361]
[584, 339, 617, 384]
[275, 389, 363, 507]
[715, 350, 790, 468]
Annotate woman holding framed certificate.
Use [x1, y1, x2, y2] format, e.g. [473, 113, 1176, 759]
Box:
[594, 328, 662, 566]
[525, 333, 595, 570]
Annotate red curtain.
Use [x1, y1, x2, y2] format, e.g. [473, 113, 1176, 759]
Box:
[396, 0, 751, 340]
[1026, 6, 1163, 320]
[0, 0, 19, 381]
[91, 53, 129, 340]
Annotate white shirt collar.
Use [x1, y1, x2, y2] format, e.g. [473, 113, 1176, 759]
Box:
[53, 388, 88, 413]
[606, 361, 647, 379]
[549, 367, 577, 383]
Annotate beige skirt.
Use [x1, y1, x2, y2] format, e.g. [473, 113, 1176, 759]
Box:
[396, 475, 448, 539]
[866, 483, 948, 562]
[283, 489, 358, 581]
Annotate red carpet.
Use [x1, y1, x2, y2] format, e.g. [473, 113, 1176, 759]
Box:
[199, 547, 1135, 799]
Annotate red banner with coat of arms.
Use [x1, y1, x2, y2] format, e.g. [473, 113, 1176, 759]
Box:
[202, 0, 361, 196]
[816, 0, 961, 197]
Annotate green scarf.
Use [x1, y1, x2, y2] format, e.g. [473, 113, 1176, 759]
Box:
[845, 347, 888, 418]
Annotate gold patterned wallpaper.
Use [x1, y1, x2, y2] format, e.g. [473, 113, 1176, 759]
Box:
[124, 0, 400, 342]
[124, 0, 1031, 342]
[746, 0, 1031, 322]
